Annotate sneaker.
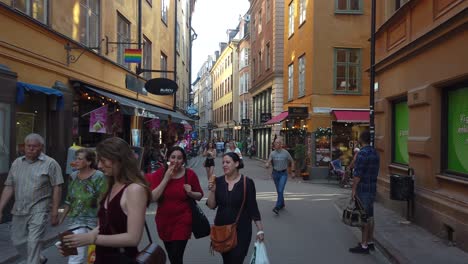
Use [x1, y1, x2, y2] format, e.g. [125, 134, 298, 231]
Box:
[279, 205, 285, 210]
[357, 242, 375, 251]
[272, 207, 279, 215]
[349, 244, 370, 254]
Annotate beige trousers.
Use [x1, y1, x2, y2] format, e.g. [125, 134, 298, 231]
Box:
[11, 212, 48, 264]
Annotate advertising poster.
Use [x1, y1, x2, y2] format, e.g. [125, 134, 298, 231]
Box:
[131, 129, 141, 147]
[447, 87, 468, 174]
[394, 101, 409, 164]
[89, 105, 107, 133]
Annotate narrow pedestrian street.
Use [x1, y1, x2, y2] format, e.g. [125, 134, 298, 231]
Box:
[39, 155, 389, 264]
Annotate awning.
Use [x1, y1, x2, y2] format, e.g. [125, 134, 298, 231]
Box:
[332, 110, 369, 123]
[181, 120, 192, 131]
[16, 82, 64, 110]
[84, 86, 192, 121]
[265, 111, 289, 125]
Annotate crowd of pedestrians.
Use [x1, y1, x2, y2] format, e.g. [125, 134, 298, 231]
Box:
[0, 130, 377, 263]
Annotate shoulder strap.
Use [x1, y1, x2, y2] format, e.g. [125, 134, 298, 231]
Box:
[234, 175, 247, 224]
[184, 168, 188, 184]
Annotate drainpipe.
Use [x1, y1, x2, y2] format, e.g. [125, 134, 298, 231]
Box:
[173, 0, 178, 110]
[370, 0, 376, 147]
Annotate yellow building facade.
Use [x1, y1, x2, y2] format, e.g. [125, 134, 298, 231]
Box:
[0, 0, 192, 215]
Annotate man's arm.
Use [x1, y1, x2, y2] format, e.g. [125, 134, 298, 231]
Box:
[0, 186, 14, 222]
[51, 185, 62, 226]
[352, 176, 361, 200]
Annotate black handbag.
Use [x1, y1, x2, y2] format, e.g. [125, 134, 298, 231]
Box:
[342, 197, 367, 227]
[185, 169, 211, 239]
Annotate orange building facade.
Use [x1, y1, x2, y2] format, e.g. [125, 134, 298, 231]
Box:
[374, 0, 468, 251]
[283, 0, 371, 170]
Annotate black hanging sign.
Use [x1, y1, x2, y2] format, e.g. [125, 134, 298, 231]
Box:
[145, 78, 178, 95]
[288, 107, 308, 118]
[260, 113, 272, 123]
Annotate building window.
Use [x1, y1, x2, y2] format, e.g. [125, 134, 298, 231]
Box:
[288, 64, 294, 100]
[288, 1, 295, 37]
[299, 0, 306, 25]
[143, 37, 152, 80]
[266, 0, 271, 22]
[160, 52, 168, 78]
[265, 43, 271, 70]
[117, 13, 130, 69]
[176, 23, 180, 53]
[258, 51, 262, 75]
[443, 85, 468, 177]
[13, 0, 48, 24]
[79, 0, 100, 48]
[161, 0, 168, 24]
[257, 9, 262, 34]
[392, 100, 409, 165]
[298, 55, 305, 97]
[336, 0, 362, 14]
[334, 48, 361, 93]
[253, 58, 256, 78]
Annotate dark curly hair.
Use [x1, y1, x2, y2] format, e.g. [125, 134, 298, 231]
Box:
[223, 152, 244, 170]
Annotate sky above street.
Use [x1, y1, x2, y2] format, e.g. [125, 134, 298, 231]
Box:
[191, 0, 249, 83]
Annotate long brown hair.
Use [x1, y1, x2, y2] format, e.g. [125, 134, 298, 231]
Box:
[96, 137, 150, 203]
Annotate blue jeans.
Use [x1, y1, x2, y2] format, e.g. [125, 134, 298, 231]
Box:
[272, 170, 288, 209]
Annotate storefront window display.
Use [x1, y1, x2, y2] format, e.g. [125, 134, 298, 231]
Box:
[445, 86, 468, 176]
[315, 127, 332, 167]
[331, 122, 368, 167]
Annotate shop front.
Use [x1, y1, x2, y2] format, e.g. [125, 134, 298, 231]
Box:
[330, 109, 369, 167]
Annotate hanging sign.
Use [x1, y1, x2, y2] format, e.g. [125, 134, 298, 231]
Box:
[89, 105, 107, 133]
[145, 78, 178, 95]
[124, 49, 142, 63]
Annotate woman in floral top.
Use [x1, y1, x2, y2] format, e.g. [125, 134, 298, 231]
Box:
[63, 148, 106, 264]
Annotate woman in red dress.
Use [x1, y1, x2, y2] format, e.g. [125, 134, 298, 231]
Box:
[146, 146, 203, 264]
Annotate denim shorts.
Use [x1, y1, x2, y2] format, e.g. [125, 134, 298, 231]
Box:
[356, 193, 375, 218]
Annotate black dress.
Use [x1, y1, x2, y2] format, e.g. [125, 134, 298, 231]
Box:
[214, 175, 261, 264]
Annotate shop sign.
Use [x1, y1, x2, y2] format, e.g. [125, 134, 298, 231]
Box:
[260, 113, 271, 123]
[447, 87, 468, 174]
[288, 107, 308, 118]
[394, 101, 409, 164]
[89, 105, 107, 134]
[145, 78, 178, 95]
[241, 119, 250, 126]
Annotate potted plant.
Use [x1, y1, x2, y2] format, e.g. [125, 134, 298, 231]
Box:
[293, 144, 309, 180]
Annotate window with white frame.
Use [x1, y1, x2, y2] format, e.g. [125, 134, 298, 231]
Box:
[258, 9, 262, 34]
[13, 0, 48, 24]
[299, 0, 306, 24]
[336, 0, 362, 14]
[288, 1, 295, 36]
[288, 64, 294, 100]
[117, 13, 130, 68]
[298, 55, 305, 97]
[334, 48, 361, 93]
[266, 43, 271, 70]
[161, 0, 168, 24]
[176, 23, 180, 53]
[77, 0, 100, 48]
[160, 52, 168, 78]
[266, 0, 271, 22]
[143, 37, 152, 80]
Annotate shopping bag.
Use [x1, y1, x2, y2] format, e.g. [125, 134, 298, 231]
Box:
[87, 244, 96, 264]
[249, 241, 270, 264]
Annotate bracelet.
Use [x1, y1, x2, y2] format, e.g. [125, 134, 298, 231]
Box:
[256, 230, 264, 235]
[92, 234, 98, 245]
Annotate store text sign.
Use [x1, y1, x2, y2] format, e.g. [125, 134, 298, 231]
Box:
[447, 87, 468, 174]
[288, 107, 308, 118]
[145, 78, 178, 95]
[260, 113, 271, 123]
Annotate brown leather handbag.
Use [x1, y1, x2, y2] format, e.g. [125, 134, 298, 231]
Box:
[210, 175, 247, 253]
[134, 222, 166, 264]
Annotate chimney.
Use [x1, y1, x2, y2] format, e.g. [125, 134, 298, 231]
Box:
[215, 51, 220, 60]
[219, 42, 227, 53]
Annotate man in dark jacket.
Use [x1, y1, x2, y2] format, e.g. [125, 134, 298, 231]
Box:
[349, 130, 380, 254]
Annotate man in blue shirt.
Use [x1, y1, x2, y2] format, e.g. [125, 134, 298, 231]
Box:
[349, 130, 380, 254]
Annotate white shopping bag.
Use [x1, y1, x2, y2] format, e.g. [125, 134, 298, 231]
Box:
[249, 241, 270, 264]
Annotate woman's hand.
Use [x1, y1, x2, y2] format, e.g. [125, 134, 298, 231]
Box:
[256, 230, 264, 242]
[63, 232, 94, 248]
[164, 165, 175, 179]
[208, 175, 216, 192]
[184, 184, 192, 194]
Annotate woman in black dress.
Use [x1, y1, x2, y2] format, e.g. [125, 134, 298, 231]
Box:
[206, 152, 264, 263]
[203, 142, 216, 180]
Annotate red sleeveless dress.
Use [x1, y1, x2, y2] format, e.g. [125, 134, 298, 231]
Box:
[94, 185, 138, 263]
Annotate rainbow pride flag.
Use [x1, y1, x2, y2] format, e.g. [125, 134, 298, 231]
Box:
[124, 49, 142, 63]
